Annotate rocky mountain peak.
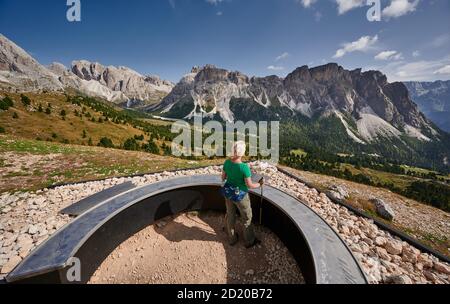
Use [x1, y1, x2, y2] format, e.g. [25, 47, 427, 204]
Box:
[0, 34, 63, 91]
[404, 80, 450, 132]
[155, 63, 438, 144]
[47, 62, 69, 76]
[190, 66, 201, 74]
[285, 65, 311, 83]
[0, 34, 174, 106]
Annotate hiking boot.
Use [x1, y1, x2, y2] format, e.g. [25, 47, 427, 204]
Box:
[229, 233, 239, 246]
[245, 238, 261, 249]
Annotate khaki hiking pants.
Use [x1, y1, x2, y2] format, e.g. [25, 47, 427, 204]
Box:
[225, 195, 256, 247]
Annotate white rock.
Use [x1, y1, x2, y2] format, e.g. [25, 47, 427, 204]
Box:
[1, 255, 22, 274]
[374, 237, 387, 247]
[386, 274, 412, 284]
[385, 240, 403, 255]
[433, 262, 450, 275]
[418, 254, 434, 268]
[423, 270, 437, 282]
[375, 247, 392, 261]
[27, 225, 39, 235]
[402, 246, 419, 264]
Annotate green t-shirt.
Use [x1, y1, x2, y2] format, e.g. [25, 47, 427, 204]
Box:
[223, 159, 252, 192]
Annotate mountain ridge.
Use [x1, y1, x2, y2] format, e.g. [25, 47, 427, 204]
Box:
[404, 80, 450, 132]
[0, 34, 174, 106]
[152, 63, 438, 144]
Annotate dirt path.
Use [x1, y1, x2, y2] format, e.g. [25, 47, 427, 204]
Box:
[89, 212, 304, 284]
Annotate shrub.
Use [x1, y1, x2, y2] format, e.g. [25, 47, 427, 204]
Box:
[161, 142, 171, 156]
[134, 134, 144, 141]
[38, 104, 43, 112]
[0, 96, 14, 110]
[3, 96, 14, 107]
[98, 137, 114, 148]
[45, 107, 51, 115]
[123, 138, 140, 151]
[0, 101, 8, 111]
[143, 140, 160, 154]
[0, 126, 5, 133]
[12, 112, 19, 119]
[21, 94, 31, 106]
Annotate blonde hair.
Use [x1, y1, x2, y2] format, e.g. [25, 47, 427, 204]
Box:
[232, 141, 246, 157]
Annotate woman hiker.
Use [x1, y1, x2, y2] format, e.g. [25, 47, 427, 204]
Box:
[221, 141, 264, 248]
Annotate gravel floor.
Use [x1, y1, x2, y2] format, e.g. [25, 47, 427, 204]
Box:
[89, 212, 304, 284]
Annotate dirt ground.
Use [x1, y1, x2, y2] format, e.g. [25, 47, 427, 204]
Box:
[89, 212, 304, 284]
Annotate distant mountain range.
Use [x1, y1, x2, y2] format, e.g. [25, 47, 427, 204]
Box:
[0, 34, 174, 107]
[0, 33, 449, 170]
[148, 64, 449, 170]
[404, 81, 450, 132]
[151, 64, 437, 144]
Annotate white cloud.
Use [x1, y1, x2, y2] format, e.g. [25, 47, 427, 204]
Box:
[275, 52, 290, 62]
[382, 0, 419, 19]
[168, 0, 175, 9]
[335, 0, 365, 15]
[206, 0, 224, 5]
[431, 34, 450, 48]
[333, 35, 379, 58]
[376, 55, 450, 81]
[434, 65, 450, 75]
[297, 0, 318, 8]
[412, 50, 420, 58]
[217, 11, 223, 16]
[375, 50, 403, 61]
[267, 65, 285, 71]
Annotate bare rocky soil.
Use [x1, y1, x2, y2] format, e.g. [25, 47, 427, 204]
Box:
[1, 163, 449, 284]
[89, 212, 304, 284]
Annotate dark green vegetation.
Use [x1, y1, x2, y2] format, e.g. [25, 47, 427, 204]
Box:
[406, 181, 450, 212]
[0, 96, 14, 110]
[20, 94, 31, 106]
[65, 95, 177, 144]
[283, 153, 450, 212]
[0, 93, 176, 156]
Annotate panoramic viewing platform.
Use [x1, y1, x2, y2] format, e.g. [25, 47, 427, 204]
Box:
[0, 0, 449, 295]
[6, 174, 367, 284]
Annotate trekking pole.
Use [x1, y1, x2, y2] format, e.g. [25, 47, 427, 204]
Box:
[259, 177, 264, 225]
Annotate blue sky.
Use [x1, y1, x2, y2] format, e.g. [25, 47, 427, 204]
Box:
[1, 0, 449, 82]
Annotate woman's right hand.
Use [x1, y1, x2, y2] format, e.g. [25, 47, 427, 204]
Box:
[259, 177, 265, 186]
